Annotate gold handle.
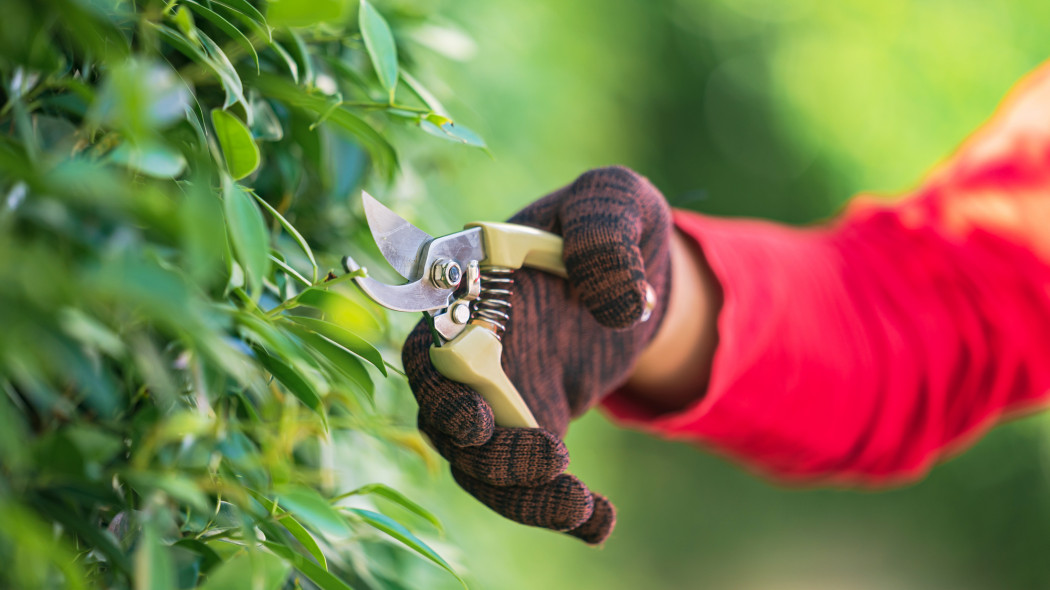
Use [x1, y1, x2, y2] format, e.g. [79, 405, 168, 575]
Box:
[430, 324, 539, 428]
[465, 222, 567, 278]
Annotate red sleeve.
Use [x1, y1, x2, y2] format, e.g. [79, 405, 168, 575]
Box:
[602, 61, 1050, 485]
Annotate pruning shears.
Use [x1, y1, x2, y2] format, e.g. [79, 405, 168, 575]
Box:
[341, 193, 567, 428]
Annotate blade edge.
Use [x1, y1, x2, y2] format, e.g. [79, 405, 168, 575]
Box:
[361, 192, 434, 280]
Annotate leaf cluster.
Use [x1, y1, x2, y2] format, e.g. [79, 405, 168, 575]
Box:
[0, 0, 480, 588]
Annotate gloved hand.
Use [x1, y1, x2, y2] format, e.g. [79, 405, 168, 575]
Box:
[402, 166, 673, 544]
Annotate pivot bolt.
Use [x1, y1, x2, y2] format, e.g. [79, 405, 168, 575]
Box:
[430, 259, 462, 289]
[451, 302, 471, 324]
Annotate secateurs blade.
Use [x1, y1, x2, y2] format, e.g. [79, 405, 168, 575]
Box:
[342, 193, 568, 428]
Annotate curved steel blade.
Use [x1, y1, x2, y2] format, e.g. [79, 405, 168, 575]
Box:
[362, 192, 433, 280]
[342, 254, 453, 313]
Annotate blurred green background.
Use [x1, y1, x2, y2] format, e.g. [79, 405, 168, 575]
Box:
[387, 0, 1050, 588]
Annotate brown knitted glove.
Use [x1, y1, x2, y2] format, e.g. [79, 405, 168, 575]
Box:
[402, 166, 672, 544]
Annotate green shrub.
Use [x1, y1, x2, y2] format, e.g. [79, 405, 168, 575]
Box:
[0, 0, 482, 587]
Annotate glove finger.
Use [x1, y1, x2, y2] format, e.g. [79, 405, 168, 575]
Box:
[402, 321, 495, 447]
[560, 166, 672, 329]
[429, 426, 569, 486]
[452, 468, 594, 532]
[566, 492, 616, 545]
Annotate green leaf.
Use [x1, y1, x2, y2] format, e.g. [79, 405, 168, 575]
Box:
[347, 508, 465, 588]
[59, 308, 126, 358]
[291, 327, 375, 402]
[63, 424, 123, 465]
[294, 287, 382, 332]
[223, 176, 271, 296]
[401, 70, 448, 116]
[249, 190, 316, 280]
[173, 538, 223, 574]
[91, 58, 191, 141]
[288, 316, 387, 376]
[108, 141, 188, 178]
[277, 486, 351, 537]
[264, 542, 355, 590]
[254, 345, 325, 413]
[185, 0, 260, 72]
[285, 30, 315, 87]
[153, 24, 244, 108]
[212, 109, 261, 180]
[279, 511, 328, 570]
[172, 6, 200, 45]
[135, 522, 176, 590]
[199, 29, 247, 108]
[338, 483, 442, 532]
[267, 41, 299, 84]
[198, 550, 290, 590]
[271, 255, 311, 286]
[213, 0, 271, 42]
[250, 95, 284, 141]
[250, 73, 397, 179]
[267, 0, 347, 27]
[359, 0, 398, 101]
[420, 117, 486, 148]
[124, 472, 211, 512]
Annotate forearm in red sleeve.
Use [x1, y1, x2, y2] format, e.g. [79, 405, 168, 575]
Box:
[602, 60, 1050, 485]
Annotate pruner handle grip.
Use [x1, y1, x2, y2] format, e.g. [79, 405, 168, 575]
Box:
[430, 325, 539, 428]
[466, 222, 567, 278]
[429, 222, 566, 429]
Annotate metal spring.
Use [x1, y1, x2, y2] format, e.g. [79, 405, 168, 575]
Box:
[471, 267, 514, 339]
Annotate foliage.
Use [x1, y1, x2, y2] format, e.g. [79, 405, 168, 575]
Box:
[0, 0, 483, 588]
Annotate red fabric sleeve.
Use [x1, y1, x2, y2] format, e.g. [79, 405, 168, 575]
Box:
[602, 61, 1050, 485]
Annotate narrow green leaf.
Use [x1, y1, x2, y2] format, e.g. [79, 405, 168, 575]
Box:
[293, 287, 382, 332]
[288, 316, 387, 376]
[172, 6, 200, 45]
[213, 0, 271, 42]
[135, 523, 176, 590]
[153, 24, 244, 108]
[348, 508, 465, 588]
[198, 29, 246, 108]
[250, 73, 397, 179]
[108, 141, 188, 178]
[212, 109, 260, 180]
[284, 30, 315, 88]
[185, 0, 260, 72]
[63, 424, 123, 464]
[338, 483, 442, 532]
[359, 0, 398, 101]
[291, 326, 375, 402]
[223, 176, 270, 296]
[267, 41, 299, 84]
[267, 0, 346, 27]
[401, 70, 448, 116]
[198, 550, 290, 590]
[277, 486, 351, 537]
[249, 95, 284, 141]
[59, 308, 126, 357]
[271, 255, 311, 287]
[254, 345, 324, 412]
[265, 542, 355, 590]
[173, 538, 223, 574]
[249, 190, 317, 280]
[420, 117, 486, 148]
[279, 512, 328, 570]
[124, 472, 211, 512]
